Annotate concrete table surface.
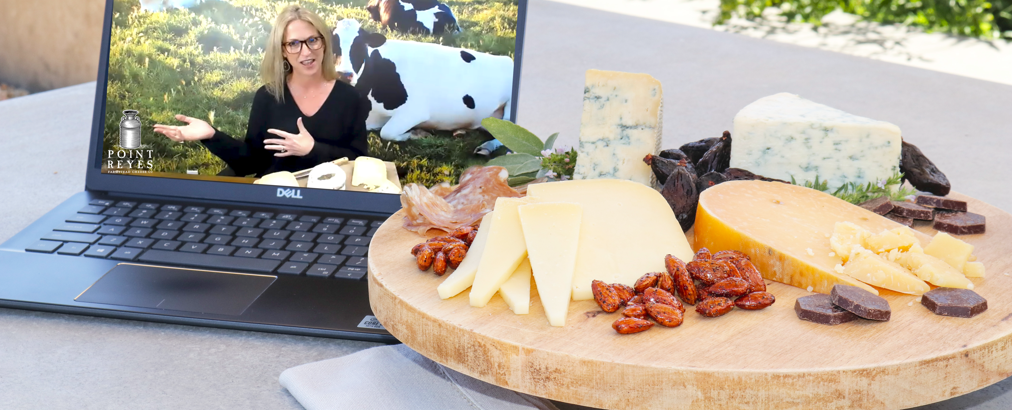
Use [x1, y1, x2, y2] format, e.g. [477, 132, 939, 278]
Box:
[1, 1, 1010, 409]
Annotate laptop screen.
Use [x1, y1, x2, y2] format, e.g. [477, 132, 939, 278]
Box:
[99, 0, 523, 196]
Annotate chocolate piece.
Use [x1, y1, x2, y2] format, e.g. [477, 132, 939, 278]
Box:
[921, 287, 987, 318]
[915, 195, 967, 212]
[830, 285, 891, 321]
[795, 294, 860, 325]
[859, 196, 893, 215]
[890, 201, 933, 220]
[885, 213, 914, 227]
[934, 211, 986, 235]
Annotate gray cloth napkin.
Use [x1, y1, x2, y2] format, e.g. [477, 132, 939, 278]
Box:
[280, 344, 560, 410]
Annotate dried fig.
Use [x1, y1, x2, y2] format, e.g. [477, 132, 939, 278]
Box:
[900, 140, 950, 196]
[678, 137, 719, 165]
[644, 154, 691, 185]
[695, 131, 731, 176]
[696, 171, 728, 194]
[660, 159, 699, 232]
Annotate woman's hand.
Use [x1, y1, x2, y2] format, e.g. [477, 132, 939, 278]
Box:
[265, 117, 315, 157]
[153, 114, 215, 142]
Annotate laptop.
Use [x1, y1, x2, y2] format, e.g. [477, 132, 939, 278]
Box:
[0, 0, 529, 342]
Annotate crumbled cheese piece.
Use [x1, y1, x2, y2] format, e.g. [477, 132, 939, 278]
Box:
[806, 286, 814, 292]
[828, 252, 836, 257]
[834, 264, 845, 274]
[806, 248, 814, 256]
[907, 301, 913, 306]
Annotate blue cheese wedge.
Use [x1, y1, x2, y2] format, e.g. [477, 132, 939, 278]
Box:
[573, 69, 663, 186]
[729, 93, 901, 190]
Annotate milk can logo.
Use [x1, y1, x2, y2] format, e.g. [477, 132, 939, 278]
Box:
[106, 109, 155, 174]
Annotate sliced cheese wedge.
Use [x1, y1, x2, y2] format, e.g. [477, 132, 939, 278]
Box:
[437, 213, 493, 299]
[526, 180, 694, 300]
[695, 181, 932, 295]
[844, 248, 930, 294]
[896, 252, 974, 289]
[518, 202, 583, 326]
[498, 258, 533, 314]
[470, 197, 531, 307]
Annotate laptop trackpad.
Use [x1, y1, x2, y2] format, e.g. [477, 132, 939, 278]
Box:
[76, 264, 276, 316]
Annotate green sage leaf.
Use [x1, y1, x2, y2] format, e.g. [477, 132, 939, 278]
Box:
[485, 153, 542, 176]
[481, 118, 543, 156]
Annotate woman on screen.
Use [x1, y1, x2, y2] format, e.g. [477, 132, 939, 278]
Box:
[153, 5, 369, 177]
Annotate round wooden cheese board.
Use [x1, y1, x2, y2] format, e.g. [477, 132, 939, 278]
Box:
[367, 192, 1012, 410]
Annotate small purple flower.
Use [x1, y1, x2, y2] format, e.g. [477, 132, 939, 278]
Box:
[561, 175, 569, 181]
[564, 158, 570, 163]
[540, 149, 553, 157]
[876, 179, 887, 189]
[545, 170, 558, 179]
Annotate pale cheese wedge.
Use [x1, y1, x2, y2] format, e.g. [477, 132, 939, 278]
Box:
[844, 248, 930, 294]
[924, 232, 974, 272]
[526, 180, 693, 300]
[895, 252, 974, 289]
[470, 197, 532, 307]
[437, 213, 493, 299]
[518, 202, 583, 326]
[498, 259, 532, 314]
[964, 261, 986, 278]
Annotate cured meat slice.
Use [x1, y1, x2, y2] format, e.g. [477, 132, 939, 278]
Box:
[401, 166, 522, 234]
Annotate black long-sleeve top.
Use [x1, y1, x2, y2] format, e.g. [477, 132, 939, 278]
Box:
[201, 81, 369, 177]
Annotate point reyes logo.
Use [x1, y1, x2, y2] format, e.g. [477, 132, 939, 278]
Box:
[106, 109, 154, 174]
[277, 188, 303, 199]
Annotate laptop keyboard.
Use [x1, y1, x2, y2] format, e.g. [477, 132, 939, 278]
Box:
[24, 199, 387, 280]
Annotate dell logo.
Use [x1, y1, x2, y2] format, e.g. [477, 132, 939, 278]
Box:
[277, 188, 303, 199]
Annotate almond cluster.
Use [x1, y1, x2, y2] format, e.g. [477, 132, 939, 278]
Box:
[593, 248, 776, 334]
[410, 226, 477, 275]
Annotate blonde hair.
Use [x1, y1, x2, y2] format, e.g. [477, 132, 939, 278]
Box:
[261, 5, 338, 102]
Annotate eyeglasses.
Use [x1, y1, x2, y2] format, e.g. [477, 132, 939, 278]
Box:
[283, 36, 324, 54]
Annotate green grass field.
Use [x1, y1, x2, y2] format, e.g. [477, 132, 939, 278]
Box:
[104, 0, 518, 184]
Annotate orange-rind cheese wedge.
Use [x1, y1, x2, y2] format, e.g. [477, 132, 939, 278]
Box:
[694, 180, 932, 295]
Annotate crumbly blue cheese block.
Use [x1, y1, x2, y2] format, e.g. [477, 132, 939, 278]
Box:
[730, 93, 902, 190]
[573, 69, 663, 186]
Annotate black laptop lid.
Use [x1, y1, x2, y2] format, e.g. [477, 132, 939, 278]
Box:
[86, 0, 529, 213]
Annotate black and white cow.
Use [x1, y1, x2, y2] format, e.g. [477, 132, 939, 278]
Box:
[366, 0, 460, 35]
[332, 19, 514, 142]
